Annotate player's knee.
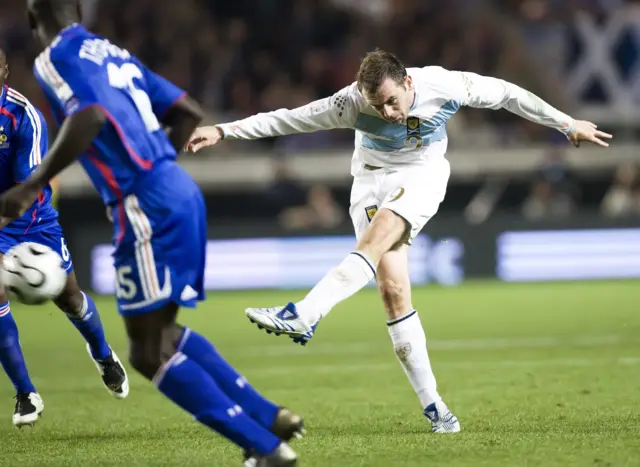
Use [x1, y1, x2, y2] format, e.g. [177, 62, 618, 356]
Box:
[128, 343, 163, 380]
[378, 278, 408, 316]
[53, 287, 83, 316]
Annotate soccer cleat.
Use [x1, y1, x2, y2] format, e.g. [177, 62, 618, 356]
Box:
[243, 407, 305, 461]
[243, 442, 297, 467]
[245, 303, 318, 346]
[13, 392, 44, 427]
[271, 407, 305, 441]
[423, 401, 460, 433]
[86, 344, 129, 399]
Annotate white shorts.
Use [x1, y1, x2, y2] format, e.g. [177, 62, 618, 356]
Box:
[349, 158, 451, 242]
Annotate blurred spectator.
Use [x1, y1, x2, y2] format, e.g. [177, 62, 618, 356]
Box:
[601, 164, 640, 217]
[279, 184, 345, 231]
[521, 148, 578, 220]
[1, 0, 571, 150]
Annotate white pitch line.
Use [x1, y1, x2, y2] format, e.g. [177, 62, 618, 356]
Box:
[240, 356, 640, 378]
[234, 334, 626, 358]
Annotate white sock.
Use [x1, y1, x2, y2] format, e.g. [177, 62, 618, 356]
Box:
[387, 310, 441, 409]
[296, 252, 376, 324]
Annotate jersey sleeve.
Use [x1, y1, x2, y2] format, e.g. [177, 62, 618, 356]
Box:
[422, 66, 574, 134]
[12, 105, 49, 182]
[217, 84, 360, 140]
[139, 63, 187, 117]
[34, 48, 99, 117]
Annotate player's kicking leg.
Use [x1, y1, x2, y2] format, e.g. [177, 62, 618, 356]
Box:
[246, 163, 459, 432]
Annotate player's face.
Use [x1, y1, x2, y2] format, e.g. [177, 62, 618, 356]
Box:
[364, 76, 414, 124]
[27, 11, 47, 49]
[0, 54, 7, 86]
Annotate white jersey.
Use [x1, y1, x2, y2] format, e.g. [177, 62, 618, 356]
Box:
[217, 66, 575, 174]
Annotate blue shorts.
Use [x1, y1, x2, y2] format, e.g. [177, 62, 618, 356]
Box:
[0, 222, 73, 273]
[112, 162, 206, 316]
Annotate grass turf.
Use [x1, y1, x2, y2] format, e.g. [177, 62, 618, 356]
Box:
[1, 280, 639, 466]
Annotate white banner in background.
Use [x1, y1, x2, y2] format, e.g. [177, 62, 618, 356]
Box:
[497, 228, 640, 282]
[91, 234, 465, 294]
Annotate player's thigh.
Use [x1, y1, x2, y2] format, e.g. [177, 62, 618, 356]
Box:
[349, 170, 384, 242]
[379, 160, 451, 244]
[377, 245, 413, 319]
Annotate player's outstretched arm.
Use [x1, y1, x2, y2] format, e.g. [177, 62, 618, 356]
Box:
[161, 95, 203, 153]
[432, 68, 612, 148]
[0, 105, 105, 226]
[186, 86, 358, 153]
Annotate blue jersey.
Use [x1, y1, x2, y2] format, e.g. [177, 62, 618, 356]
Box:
[0, 85, 57, 234]
[33, 24, 185, 206]
[32, 24, 205, 315]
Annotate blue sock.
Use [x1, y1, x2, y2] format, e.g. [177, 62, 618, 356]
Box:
[155, 352, 281, 455]
[0, 302, 36, 394]
[179, 328, 279, 428]
[66, 292, 111, 360]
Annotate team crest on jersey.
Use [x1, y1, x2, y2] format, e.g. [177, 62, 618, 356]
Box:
[405, 117, 423, 148]
[0, 132, 8, 149]
[365, 205, 378, 222]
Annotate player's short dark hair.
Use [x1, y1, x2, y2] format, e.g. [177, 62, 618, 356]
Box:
[356, 49, 407, 96]
[28, 0, 79, 19]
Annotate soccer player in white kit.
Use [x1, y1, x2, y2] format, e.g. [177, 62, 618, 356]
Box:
[186, 49, 612, 433]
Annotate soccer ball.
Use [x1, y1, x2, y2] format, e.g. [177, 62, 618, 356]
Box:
[1, 243, 67, 305]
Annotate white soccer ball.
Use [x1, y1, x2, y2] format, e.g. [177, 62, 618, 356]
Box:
[1, 242, 67, 305]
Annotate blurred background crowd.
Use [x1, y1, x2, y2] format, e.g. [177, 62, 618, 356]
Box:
[2, 0, 640, 230]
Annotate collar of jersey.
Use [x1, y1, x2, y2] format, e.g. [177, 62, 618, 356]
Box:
[409, 90, 418, 112]
[52, 22, 84, 45]
[0, 85, 6, 108]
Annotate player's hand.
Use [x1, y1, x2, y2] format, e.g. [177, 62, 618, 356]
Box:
[567, 120, 612, 148]
[0, 180, 43, 228]
[185, 126, 223, 153]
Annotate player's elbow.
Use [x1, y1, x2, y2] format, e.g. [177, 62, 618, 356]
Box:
[164, 95, 203, 127]
[86, 105, 107, 128]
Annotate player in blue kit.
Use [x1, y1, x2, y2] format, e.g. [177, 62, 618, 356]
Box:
[0, 1, 303, 465]
[0, 47, 128, 427]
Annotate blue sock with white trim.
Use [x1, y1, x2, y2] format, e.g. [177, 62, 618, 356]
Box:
[155, 352, 281, 455]
[65, 292, 111, 360]
[0, 302, 37, 394]
[178, 328, 279, 428]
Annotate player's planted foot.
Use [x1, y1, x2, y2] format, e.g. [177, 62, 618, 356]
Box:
[13, 392, 43, 427]
[244, 442, 297, 467]
[423, 401, 460, 433]
[245, 303, 318, 346]
[86, 344, 129, 399]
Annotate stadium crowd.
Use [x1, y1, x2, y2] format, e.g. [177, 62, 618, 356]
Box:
[1, 0, 638, 227]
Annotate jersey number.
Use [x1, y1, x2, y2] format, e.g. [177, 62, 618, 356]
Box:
[107, 63, 161, 133]
[116, 266, 137, 300]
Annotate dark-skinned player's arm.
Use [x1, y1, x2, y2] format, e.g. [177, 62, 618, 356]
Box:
[0, 105, 105, 227]
[138, 59, 203, 154]
[161, 95, 203, 153]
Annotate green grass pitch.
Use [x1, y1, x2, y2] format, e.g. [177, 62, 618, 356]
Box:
[1, 280, 639, 466]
